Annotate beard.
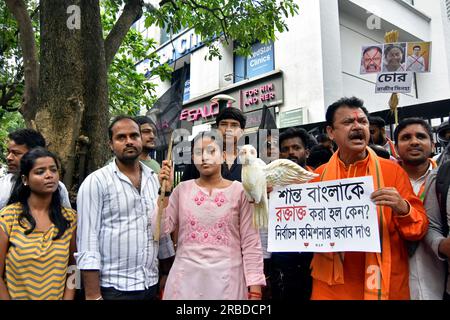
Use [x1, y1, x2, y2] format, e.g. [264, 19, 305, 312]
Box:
[7, 165, 18, 174]
[402, 156, 428, 166]
[288, 156, 306, 168]
[116, 147, 141, 163]
[117, 153, 140, 163]
[142, 145, 155, 154]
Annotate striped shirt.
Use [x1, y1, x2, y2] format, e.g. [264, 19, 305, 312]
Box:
[75, 160, 174, 291]
[0, 203, 77, 300]
[0, 173, 72, 210]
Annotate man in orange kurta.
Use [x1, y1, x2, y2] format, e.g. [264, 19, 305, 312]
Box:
[310, 97, 428, 300]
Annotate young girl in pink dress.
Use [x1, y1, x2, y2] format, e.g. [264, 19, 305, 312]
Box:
[157, 131, 265, 300]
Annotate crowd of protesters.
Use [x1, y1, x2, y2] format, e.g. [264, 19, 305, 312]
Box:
[0, 96, 449, 300]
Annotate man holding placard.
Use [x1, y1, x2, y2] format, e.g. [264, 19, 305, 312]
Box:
[309, 97, 428, 300]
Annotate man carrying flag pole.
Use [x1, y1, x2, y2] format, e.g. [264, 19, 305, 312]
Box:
[146, 64, 188, 240]
[146, 64, 188, 152]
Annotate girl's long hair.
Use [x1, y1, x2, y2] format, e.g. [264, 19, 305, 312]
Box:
[10, 147, 71, 240]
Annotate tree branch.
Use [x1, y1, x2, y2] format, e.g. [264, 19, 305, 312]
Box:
[0, 64, 24, 110]
[12, 4, 40, 37]
[5, 0, 39, 124]
[159, 0, 172, 6]
[0, 83, 18, 110]
[14, 65, 25, 84]
[183, 0, 230, 43]
[104, 0, 145, 68]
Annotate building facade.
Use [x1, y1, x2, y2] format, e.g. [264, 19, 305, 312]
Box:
[135, 0, 450, 135]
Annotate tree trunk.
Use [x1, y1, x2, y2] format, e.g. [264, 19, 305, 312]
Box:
[36, 0, 109, 197]
[5, 0, 39, 125]
[78, 0, 110, 176]
[9, 0, 144, 201]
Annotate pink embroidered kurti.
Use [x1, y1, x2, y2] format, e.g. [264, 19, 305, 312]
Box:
[157, 180, 265, 300]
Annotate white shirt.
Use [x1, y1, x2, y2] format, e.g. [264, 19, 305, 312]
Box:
[0, 173, 71, 210]
[75, 160, 175, 291]
[409, 163, 433, 195]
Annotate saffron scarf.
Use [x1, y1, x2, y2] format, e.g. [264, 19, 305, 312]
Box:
[387, 139, 398, 159]
[310, 147, 392, 300]
[418, 159, 437, 201]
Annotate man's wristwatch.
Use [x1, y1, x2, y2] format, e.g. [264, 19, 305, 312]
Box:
[158, 188, 172, 196]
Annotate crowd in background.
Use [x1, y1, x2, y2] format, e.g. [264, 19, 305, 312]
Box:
[0, 97, 449, 300]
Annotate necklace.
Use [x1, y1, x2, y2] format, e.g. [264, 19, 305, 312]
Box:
[135, 167, 142, 191]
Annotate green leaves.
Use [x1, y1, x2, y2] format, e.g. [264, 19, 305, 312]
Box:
[2, 0, 299, 123]
[0, 111, 25, 164]
[147, 0, 299, 59]
[0, 0, 39, 120]
[98, 0, 300, 115]
[102, 1, 170, 116]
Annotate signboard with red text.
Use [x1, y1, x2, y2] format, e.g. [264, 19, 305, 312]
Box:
[268, 176, 380, 253]
[179, 72, 283, 124]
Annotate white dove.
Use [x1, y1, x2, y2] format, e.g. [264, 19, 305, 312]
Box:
[238, 144, 319, 228]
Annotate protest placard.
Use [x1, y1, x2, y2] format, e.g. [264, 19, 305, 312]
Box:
[375, 71, 413, 94]
[360, 42, 432, 75]
[268, 176, 380, 253]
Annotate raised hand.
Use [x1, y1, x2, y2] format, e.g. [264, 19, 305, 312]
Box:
[370, 187, 409, 216]
[159, 160, 173, 190]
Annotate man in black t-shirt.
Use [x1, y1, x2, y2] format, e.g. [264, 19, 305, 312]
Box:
[180, 107, 246, 182]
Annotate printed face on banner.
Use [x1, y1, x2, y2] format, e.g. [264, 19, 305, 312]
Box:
[360, 45, 383, 74]
[360, 42, 432, 76]
[382, 43, 407, 72]
[268, 176, 381, 253]
[406, 42, 431, 73]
